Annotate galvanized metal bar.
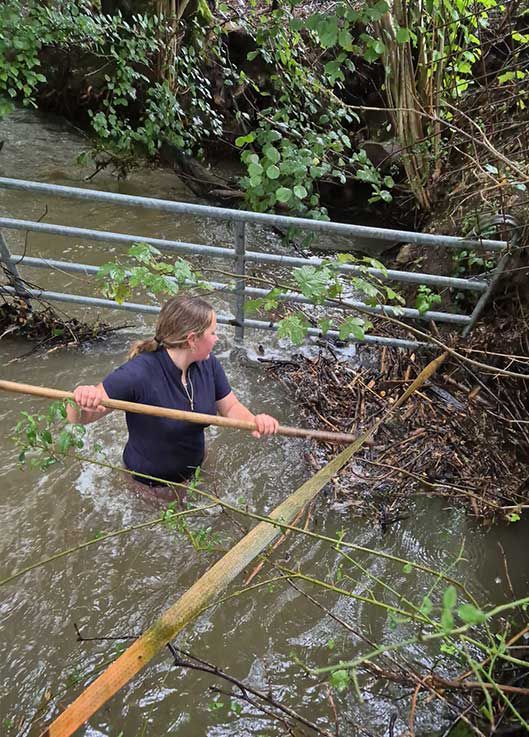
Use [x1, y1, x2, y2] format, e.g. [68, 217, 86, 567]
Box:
[13, 254, 471, 325]
[0, 217, 489, 293]
[0, 177, 507, 251]
[233, 221, 246, 343]
[0, 217, 234, 259]
[0, 217, 489, 292]
[461, 215, 520, 338]
[0, 285, 428, 349]
[242, 318, 429, 349]
[0, 231, 30, 301]
[461, 251, 511, 338]
[243, 252, 489, 292]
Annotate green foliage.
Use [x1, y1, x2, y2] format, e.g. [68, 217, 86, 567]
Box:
[276, 313, 310, 346]
[244, 252, 403, 347]
[0, 0, 48, 118]
[229, 1, 398, 216]
[207, 697, 224, 712]
[458, 603, 488, 625]
[0, 0, 222, 164]
[13, 400, 85, 470]
[414, 285, 442, 315]
[452, 249, 495, 277]
[97, 242, 209, 303]
[329, 668, 350, 692]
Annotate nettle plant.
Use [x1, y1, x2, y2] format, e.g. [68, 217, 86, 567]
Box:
[97, 243, 210, 304]
[96, 245, 405, 347]
[245, 255, 405, 346]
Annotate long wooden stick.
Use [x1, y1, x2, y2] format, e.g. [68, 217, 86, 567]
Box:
[39, 350, 448, 737]
[0, 379, 357, 445]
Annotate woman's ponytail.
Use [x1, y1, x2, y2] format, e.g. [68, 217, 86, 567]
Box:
[128, 337, 159, 360]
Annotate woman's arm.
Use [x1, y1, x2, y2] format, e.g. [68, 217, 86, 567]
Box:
[66, 383, 113, 425]
[216, 391, 279, 438]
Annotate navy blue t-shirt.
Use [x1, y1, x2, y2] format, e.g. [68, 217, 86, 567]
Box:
[103, 348, 231, 483]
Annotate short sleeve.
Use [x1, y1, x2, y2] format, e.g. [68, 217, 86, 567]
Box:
[211, 355, 231, 401]
[103, 358, 143, 402]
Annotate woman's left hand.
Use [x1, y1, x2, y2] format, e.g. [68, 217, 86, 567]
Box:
[253, 413, 279, 438]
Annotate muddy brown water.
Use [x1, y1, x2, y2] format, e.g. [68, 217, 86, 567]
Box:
[1, 109, 528, 737]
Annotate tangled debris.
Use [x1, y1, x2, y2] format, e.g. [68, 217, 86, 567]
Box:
[0, 295, 129, 354]
[266, 314, 529, 523]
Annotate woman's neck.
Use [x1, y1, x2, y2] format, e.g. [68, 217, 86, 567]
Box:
[166, 347, 193, 382]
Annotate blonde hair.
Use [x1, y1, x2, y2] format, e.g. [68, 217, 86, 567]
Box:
[129, 295, 214, 359]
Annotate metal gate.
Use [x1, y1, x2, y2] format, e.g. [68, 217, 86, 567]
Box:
[0, 177, 511, 351]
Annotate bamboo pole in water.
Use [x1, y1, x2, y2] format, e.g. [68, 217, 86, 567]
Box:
[34, 351, 447, 737]
[0, 379, 358, 445]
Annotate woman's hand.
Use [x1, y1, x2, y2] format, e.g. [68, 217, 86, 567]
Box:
[216, 392, 279, 439]
[67, 383, 111, 424]
[73, 384, 107, 412]
[252, 413, 279, 438]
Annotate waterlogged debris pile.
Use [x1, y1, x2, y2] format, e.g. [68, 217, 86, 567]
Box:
[0, 295, 128, 352]
[268, 340, 529, 522]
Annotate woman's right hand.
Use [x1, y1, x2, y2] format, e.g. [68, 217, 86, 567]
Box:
[67, 383, 111, 424]
[73, 384, 107, 412]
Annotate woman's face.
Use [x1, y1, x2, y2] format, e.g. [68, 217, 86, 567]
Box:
[190, 312, 218, 361]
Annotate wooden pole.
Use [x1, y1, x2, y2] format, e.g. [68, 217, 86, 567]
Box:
[0, 379, 361, 445]
[39, 351, 448, 737]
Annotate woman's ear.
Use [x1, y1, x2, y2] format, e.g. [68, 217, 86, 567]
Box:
[187, 332, 197, 351]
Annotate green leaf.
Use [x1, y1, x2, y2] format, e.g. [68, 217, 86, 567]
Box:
[276, 314, 308, 345]
[235, 133, 255, 146]
[338, 316, 366, 341]
[317, 17, 339, 48]
[292, 265, 331, 303]
[420, 596, 433, 616]
[266, 164, 280, 180]
[323, 59, 346, 82]
[276, 187, 292, 203]
[441, 609, 454, 632]
[396, 27, 411, 43]
[248, 162, 263, 177]
[458, 603, 487, 625]
[329, 669, 349, 692]
[443, 585, 457, 611]
[41, 430, 53, 445]
[128, 242, 160, 263]
[338, 28, 354, 50]
[293, 184, 308, 199]
[263, 144, 280, 164]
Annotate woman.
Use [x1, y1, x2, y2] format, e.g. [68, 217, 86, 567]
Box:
[67, 294, 279, 486]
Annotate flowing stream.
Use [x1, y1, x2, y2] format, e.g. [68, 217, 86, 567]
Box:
[1, 109, 528, 737]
